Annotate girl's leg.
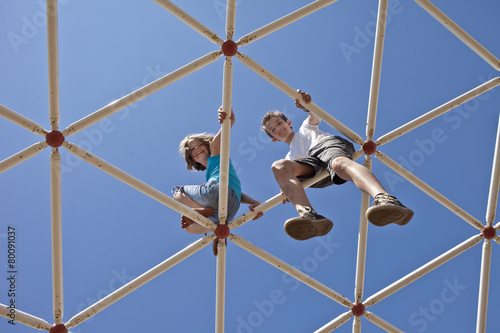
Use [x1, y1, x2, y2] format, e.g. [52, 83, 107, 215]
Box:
[173, 189, 214, 234]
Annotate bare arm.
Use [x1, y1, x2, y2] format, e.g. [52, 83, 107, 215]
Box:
[295, 89, 320, 126]
[210, 107, 235, 157]
[241, 193, 263, 220]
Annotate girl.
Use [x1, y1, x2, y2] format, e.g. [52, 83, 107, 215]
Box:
[173, 107, 262, 235]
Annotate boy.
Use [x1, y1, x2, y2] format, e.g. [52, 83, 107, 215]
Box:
[261, 90, 413, 241]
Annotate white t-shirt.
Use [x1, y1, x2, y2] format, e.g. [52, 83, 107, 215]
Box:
[285, 118, 332, 160]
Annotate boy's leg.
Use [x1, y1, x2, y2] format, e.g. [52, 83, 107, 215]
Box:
[271, 159, 315, 210]
[272, 159, 333, 240]
[330, 157, 413, 226]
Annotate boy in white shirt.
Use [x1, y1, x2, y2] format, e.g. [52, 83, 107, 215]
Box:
[261, 90, 413, 241]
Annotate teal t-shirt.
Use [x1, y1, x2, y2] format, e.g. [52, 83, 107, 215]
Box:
[206, 155, 242, 202]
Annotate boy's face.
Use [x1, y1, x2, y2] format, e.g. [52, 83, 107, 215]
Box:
[264, 116, 293, 143]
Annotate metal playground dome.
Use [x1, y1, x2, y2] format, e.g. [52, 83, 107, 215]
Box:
[1, 0, 499, 332]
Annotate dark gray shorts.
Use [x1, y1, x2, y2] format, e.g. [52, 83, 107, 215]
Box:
[295, 136, 355, 188]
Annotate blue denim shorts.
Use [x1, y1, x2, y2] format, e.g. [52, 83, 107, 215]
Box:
[172, 180, 240, 223]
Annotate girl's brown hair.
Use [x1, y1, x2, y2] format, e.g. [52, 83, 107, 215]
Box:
[178, 133, 214, 171]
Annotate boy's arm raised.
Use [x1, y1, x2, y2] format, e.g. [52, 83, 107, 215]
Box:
[295, 89, 320, 126]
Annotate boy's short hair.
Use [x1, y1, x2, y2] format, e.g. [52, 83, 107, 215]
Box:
[179, 132, 214, 171]
[261, 111, 289, 139]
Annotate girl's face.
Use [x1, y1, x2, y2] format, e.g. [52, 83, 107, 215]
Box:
[187, 139, 209, 164]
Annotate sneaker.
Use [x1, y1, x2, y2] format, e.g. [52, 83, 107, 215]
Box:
[284, 206, 333, 241]
[366, 193, 413, 227]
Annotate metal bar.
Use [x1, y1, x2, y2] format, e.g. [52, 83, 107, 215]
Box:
[486, 114, 500, 226]
[366, 0, 388, 141]
[375, 150, 485, 230]
[229, 169, 330, 229]
[66, 235, 215, 328]
[237, 0, 338, 47]
[415, 0, 500, 70]
[230, 234, 353, 308]
[215, 240, 227, 333]
[314, 311, 353, 333]
[376, 77, 500, 146]
[153, 0, 223, 45]
[225, 0, 237, 40]
[62, 141, 218, 230]
[0, 104, 47, 136]
[50, 151, 63, 324]
[218, 58, 234, 225]
[0, 303, 52, 330]
[63, 50, 223, 137]
[354, 158, 371, 303]
[236, 52, 364, 145]
[0, 142, 48, 175]
[46, 0, 60, 130]
[476, 239, 492, 333]
[353, 316, 361, 333]
[364, 234, 483, 307]
[364, 311, 404, 333]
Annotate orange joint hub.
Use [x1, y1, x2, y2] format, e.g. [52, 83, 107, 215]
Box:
[50, 324, 68, 333]
[214, 224, 230, 239]
[46, 131, 65, 147]
[351, 302, 365, 317]
[221, 40, 237, 56]
[482, 226, 496, 239]
[363, 141, 377, 155]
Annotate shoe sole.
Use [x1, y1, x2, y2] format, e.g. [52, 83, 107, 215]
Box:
[284, 217, 333, 241]
[366, 205, 414, 227]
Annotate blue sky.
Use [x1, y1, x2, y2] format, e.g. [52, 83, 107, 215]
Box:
[1, 0, 499, 332]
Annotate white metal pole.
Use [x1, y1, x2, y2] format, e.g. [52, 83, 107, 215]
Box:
[66, 235, 215, 328]
[354, 158, 371, 303]
[0, 104, 47, 136]
[230, 234, 353, 307]
[0, 304, 52, 330]
[366, 0, 388, 142]
[215, 240, 227, 333]
[364, 234, 483, 307]
[476, 239, 492, 333]
[153, 0, 223, 45]
[46, 0, 60, 130]
[376, 77, 500, 146]
[225, 0, 237, 40]
[415, 0, 500, 70]
[50, 151, 63, 325]
[62, 141, 218, 230]
[236, 52, 364, 145]
[229, 169, 330, 229]
[237, 0, 339, 47]
[486, 113, 500, 226]
[218, 57, 234, 225]
[375, 150, 485, 230]
[364, 311, 404, 333]
[0, 142, 48, 175]
[63, 50, 223, 137]
[314, 311, 353, 333]
[353, 316, 361, 333]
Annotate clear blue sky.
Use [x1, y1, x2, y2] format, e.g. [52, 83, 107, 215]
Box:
[1, 0, 499, 332]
